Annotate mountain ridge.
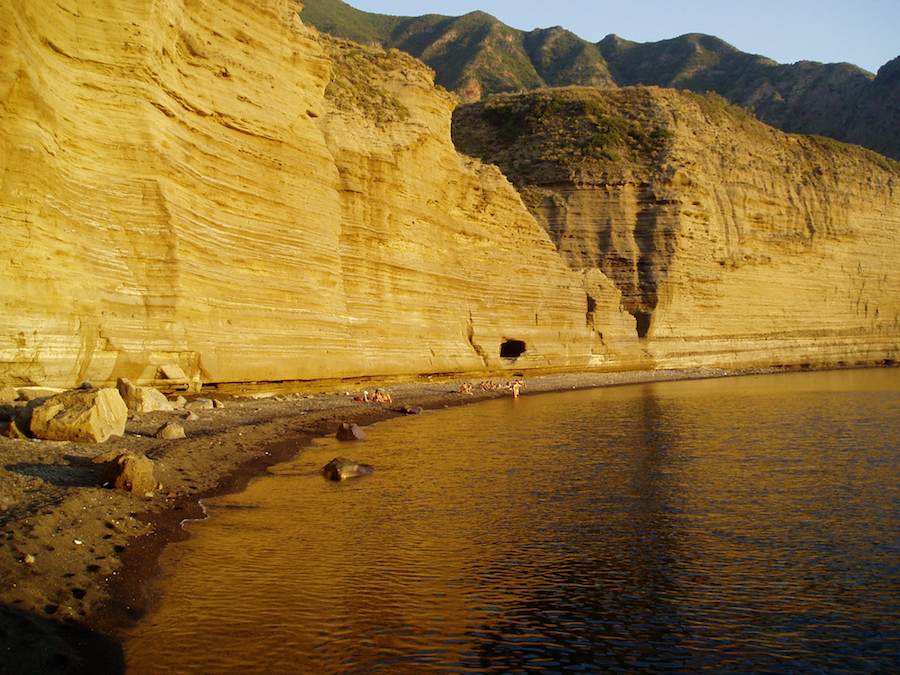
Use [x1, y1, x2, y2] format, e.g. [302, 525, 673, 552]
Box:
[301, 0, 898, 160]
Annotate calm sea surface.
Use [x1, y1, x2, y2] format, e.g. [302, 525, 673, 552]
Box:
[125, 370, 899, 672]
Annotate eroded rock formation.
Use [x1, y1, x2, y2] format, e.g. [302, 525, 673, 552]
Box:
[453, 88, 900, 369]
[1, 2, 897, 388]
[0, 0, 594, 387]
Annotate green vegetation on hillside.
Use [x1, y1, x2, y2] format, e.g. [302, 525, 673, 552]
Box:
[452, 88, 675, 184]
[300, 0, 401, 44]
[301, 0, 899, 160]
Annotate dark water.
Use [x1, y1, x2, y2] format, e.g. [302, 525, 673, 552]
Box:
[126, 370, 900, 672]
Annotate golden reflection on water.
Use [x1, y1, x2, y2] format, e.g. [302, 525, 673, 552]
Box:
[126, 370, 899, 672]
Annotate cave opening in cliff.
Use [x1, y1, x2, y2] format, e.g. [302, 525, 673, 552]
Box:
[500, 339, 527, 360]
[634, 312, 651, 338]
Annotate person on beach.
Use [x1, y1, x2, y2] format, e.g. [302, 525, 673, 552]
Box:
[512, 381, 521, 398]
[371, 388, 392, 404]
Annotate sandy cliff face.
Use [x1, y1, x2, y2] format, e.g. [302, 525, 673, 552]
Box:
[2, 2, 896, 388]
[453, 88, 900, 369]
[0, 0, 594, 387]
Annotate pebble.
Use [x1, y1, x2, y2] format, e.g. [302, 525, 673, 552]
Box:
[23, 554, 35, 565]
[73, 539, 83, 545]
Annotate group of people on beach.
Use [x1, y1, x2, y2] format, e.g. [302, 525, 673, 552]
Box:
[352, 388, 393, 404]
[458, 379, 526, 398]
[352, 378, 527, 406]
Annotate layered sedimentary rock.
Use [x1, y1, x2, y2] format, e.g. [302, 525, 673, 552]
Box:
[0, 0, 594, 387]
[2, 2, 897, 388]
[453, 88, 900, 369]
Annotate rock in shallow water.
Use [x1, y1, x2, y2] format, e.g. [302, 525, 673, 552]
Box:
[321, 457, 375, 481]
[336, 422, 366, 441]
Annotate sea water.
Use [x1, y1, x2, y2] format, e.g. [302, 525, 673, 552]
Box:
[125, 369, 900, 672]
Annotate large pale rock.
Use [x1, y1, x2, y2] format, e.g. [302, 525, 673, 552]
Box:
[116, 379, 173, 414]
[29, 389, 127, 443]
[0, 386, 18, 404]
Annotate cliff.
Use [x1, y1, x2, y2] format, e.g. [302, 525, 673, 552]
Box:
[1, 2, 897, 390]
[302, 0, 900, 162]
[453, 88, 900, 369]
[0, 0, 595, 388]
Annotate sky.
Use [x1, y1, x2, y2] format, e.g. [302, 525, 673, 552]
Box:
[345, 1, 899, 73]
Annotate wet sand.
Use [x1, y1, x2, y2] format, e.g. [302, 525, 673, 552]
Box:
[0, 365, 844, 672]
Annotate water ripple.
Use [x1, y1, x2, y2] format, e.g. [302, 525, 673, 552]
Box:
[127, 370, 900, 673]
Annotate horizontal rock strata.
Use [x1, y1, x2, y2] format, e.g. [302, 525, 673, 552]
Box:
[0, 0, 594, 387]
[1, 2, 897, 387]
[452, 88, 900, 369]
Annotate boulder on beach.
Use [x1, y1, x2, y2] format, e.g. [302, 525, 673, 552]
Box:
[0, 385, 19, 404]
[96, 451, 157, 494]
[184, 398, 215, 411]
[321, 457, 375, 481]
[155, 421, 186, 440]
[402, 406, 424, 415]
[29, 388, 127, 443]
[336, 422, 366, 441]
[116, 378, 173, 413]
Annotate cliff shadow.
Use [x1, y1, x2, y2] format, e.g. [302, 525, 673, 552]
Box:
[0, 604, 124, 674]
[5, 455, 105, 489]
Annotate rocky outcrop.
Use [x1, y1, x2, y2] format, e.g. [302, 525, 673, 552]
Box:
[28, 389, 128, 443]
[453, 88, 900, 369]
[0, 0, 593, 388]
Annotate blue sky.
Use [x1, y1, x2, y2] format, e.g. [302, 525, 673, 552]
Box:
[343, 1, 899, 73]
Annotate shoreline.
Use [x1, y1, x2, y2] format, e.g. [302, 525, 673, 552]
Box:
[0, 363, 890, 671]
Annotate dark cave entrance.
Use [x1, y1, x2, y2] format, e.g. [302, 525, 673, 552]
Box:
[634, 311, 652, 339]
[500, 339, 527, 360]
